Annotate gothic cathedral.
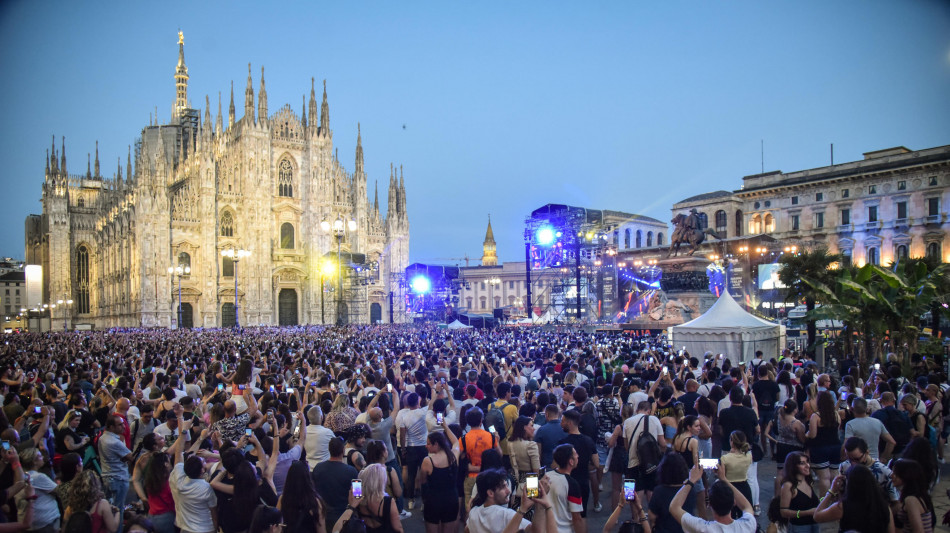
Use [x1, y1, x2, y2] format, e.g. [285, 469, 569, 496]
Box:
[25, 33, 410, 329]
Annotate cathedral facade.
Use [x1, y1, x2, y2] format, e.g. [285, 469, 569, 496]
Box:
[25, 33, 410, 329]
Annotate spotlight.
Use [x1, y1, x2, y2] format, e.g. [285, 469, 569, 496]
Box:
[410, 275, 431, 294]
[536, 225, 556, 246]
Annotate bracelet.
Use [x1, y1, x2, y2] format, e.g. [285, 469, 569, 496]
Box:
[684, 481, 694, 487]
[826, 491, 838, 498]
[544, 506, 552, 512]
[796, 510, 800, 519]
[515, 509, 526, 515]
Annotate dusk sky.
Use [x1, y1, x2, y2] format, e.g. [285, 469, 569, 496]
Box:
[1, 1, 948, 264]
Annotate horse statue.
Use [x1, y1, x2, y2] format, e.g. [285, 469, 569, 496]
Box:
[667, 211, 722, 257]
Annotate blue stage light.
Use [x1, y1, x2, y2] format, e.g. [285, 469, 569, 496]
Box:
[410, 275, 431, 294]
[536, 226, 556, 246]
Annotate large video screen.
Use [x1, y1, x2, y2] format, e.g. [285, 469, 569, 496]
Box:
[757, 263, 786, 290]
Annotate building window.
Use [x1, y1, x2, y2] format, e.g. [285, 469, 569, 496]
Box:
[898, 180, 906, 191]
[869, 185, 877, 194]
[927, 242, 941, 258]
[841, 209, 850, 225]
[77, 197, 85, 208]
[842, 189, 849, 198]
[223, 256, 234, 277]
[928, 197, 939, 216]
[278, 159, 293, 197]
[816, 192, 823, 202]
[280, 222, 295, 249]
[791, 197, 798, 205]
[221, 303, 236, 327]
[754, 201, 760, 209]
[624, 229, 631, 248]
[76, 245, 90, 314]
[494, 296, 501, 308]
[764, 213, 775, 233]
[815, 212, 824, 228]
[867, 247, 878, 265]
[897, 201, 907, 220]
[636, 230, 642, 248]
[929, 176, 938, 186]
[480, 296, 486, 310]
[791, 215, 800, 231]
[647, 232, 653, 247]
[178, 252, 191, 273]
[841, 249, 852, 268]
[466, 297, 472, 308]
[508, 281, 514, 289]
[868, 206, 878, 222]
[750, 214, 762, 234]
[735, 210, 743, 237]
[896, 245, 908, 260]
[657, 232, 664, 245]
[220, 211, 234, 237]
[697, 212, 708, 230]
[480, 282, 485, 290]
[715, 210, 727, 235]
[538, 280, 544, 288]
[765, 201, 771, 208]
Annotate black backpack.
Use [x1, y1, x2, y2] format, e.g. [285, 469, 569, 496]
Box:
[629, 415, 661, 475]
[486, 401, 513, 439]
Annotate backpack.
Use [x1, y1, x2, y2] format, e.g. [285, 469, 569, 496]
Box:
[486, 401, 513, 439]
[628, 415, 661, 475]
[879, 408, 912, 450]
[912, 411, 938, 449]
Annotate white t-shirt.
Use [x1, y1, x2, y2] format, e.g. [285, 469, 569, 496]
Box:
[304, 424, 336, 468]
[627, 391, 649, 409]
[170, 463, 217, 533]
[466, 504, 530, 533]
[623, 414, 662, 468]
[396, 408, 429, 447]
[681, 511, 757, 533]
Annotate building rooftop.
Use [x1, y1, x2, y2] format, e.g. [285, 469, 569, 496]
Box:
[676, 190, 734, 204]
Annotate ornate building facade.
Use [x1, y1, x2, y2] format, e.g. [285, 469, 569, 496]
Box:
[25, 33, 410, 329]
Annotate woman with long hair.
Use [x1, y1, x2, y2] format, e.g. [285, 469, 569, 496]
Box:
[278, 460, 326, 533]
[55, 409, 89, 456]
[813, 464, 894, 533]
[805, 391, 841, 494]
[802, 383, 819, 421]
[417, 431, 459, 533]
[365, 440, 403, 510]
[767, 400, 806, 494]
[52, 452, 83, 504]
[325, 393, 359, 435]
[211, 446, 279, 533]
[777, 451, 819, 533]
[899, 437, 938, 490]
[249, 505, 285, 533]
[333, 463, 403, 533]
[720, 430, 753, 509]
[891, 459, 935, 533]
[141, 451, 176, 533]
[507, 416, 540, 505]
[776, 371, 794, 407]
[672, 415, 708, 520]
[64, 469, 122, 533]
[646, 452, 694, 532]
[132, 433, 166, 506]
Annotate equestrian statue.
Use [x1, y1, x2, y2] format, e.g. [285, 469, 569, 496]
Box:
[667, 208, 722, 257]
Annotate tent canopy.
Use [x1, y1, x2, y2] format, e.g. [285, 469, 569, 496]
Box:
[670, 290, 785, 364]
[446, 320, 473, 329]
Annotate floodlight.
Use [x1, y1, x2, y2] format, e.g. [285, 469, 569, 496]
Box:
[536, 225, 556, 246]
[410, 275, 432, 294]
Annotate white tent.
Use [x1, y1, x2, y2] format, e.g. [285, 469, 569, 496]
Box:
[669, 290, 786, 364]
[446, 320, 473, 330]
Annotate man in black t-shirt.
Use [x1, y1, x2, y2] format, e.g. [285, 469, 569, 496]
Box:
[750, 365, 779, 453]
[718, 387, 759, 453]
[559, 409, 600, 516]
[679, 380, 701, 417]
[312, 437, 360, 530]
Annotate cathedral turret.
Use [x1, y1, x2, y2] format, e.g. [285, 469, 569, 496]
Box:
[244, 64, 255, 124]
[94, 141, 100, 178]
[174, 31, 189, 119]
[301, 95, 307, 128]
[86, 153, 92, 179]
[355, 123, 363, 175]
[117, 157, 123, 189]
[204, 95, 212, 132]
[228, 81, 235, 129]
[50, 136, 57, 174]
[398, 166, 406, 217]
[374, 180, 379, 213]
[127, 146, 132, 185]
[216, 92, 223, 135]
[46, 149, 50, 176]
[481, 216, 498, 266]
[60, 137, 66, 174]
[258, 66, 268, 123]
[320, 80, 329, 135]
[309, 78, 318, 134]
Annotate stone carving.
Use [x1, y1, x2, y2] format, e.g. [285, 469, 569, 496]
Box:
[647, 291, 693, 322]
[660, 270, 710, 293]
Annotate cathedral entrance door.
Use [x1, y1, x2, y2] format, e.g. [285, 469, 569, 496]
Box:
[178, 303, 194, 329]
[370, 303, 382, 324]
[278, 289, 298, 326]
[221, 303, 236, 327]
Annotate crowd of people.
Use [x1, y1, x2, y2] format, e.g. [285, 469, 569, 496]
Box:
[0, 324, 946, 533]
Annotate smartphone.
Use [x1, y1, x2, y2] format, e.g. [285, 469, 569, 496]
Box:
[662, 366, 668, 375]
[330, 383, 337, 391]
[238, 384, 246, 391]
[33, 406, 42, 415]
[501, 357, 506, 365]
[441, 377, 446, 385]
[356, 379, 362, 387]
[436, 412, 444, 424]
[1, 441, 10, 451]
[841, 392, 849, 401]
[525, 474, 540, 498]
[269, 385, 275, 392]
[245, 428, 252, 437]
[874, 363, 881, 370]
[623, 479, 636, 500]
[294, 423, 302, 438]
[699, 458, 719, 469]
[387, 384, 393, 392]
[217, 383, 224, 391]
[489, 425, 496, 434]
[352, 479, 363, 498]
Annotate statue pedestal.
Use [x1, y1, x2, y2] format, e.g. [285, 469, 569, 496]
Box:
[628, 257, 717, 330]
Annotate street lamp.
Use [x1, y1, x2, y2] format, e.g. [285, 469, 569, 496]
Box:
[167, 265, 191, 329]
[321, 215, 357, 325]
[487, 276, 500, 311]
[221, 248, 251, 327]
[56, 299, 73, 331]
[320, 258, 336, 324]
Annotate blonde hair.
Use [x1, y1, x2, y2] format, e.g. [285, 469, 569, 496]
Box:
[18, 447, 42, 469]
[359, 463, 388, 500]
[730, 431, 750, 454]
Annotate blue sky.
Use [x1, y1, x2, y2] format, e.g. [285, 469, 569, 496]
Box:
[1, 1, 948, 264]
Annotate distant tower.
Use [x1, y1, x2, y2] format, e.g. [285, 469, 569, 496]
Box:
[481, 216, 497, 266]
[174, 31, 189, 119]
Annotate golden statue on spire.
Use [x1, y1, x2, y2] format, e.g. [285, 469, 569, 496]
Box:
[178, 31, 184, 45]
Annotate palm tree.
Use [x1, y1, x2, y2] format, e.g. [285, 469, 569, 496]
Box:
[778, 248, 840, 355]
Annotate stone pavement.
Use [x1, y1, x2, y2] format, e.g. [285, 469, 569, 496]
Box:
[400, 456, 950, 532]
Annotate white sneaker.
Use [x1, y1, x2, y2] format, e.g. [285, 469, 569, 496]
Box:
[594, 502, 603, 512]
[399, 510, 412, 520]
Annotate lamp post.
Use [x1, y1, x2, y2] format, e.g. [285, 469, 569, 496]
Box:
[56, 299, 74, 331]
[221, 248, 250, 327]
[321, 215, 357, 325]
[320, 259, 335, 325]
[487, 276, 500, 312]
[166, 265, 191, 329]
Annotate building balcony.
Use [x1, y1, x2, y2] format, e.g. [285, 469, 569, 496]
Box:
[865, 221, 882, 230]
[837, 224, 852, 233]
[925, 214, 943, 225]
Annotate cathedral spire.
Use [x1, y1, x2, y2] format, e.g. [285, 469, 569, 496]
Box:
[216, 91, 223, 134]
[46, 149, 50, 175]
[86, 153, 91, 179]
[174, 31, 189, 119]
[301, 95, 307, 128]
[245, 64, 255, 124]
[50, 135, 58, 174]
[481, 215, 498, 266]
[355, 123, 363, 174]
[319, 79, 329, 135]
[60, 136, 66, 174]
[309, 78, 318, 133]
[127, 145, 132, 184]
[374, 180, 379, 212]
[228, 81, 235, 128]
[94, 141, 100, 178]
[117, 157, 122, 182]
[204, 94, 212, 129]
[258, 66, 268, 123]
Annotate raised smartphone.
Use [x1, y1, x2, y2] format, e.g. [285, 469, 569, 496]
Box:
[623, 479, 636, 500]
[352, 479, 363, 498]
[525, 474, 540, 498]
[699, 458, 719, 469]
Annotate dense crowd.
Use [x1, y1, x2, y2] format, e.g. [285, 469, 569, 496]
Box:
[0, 325, 946, 533]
